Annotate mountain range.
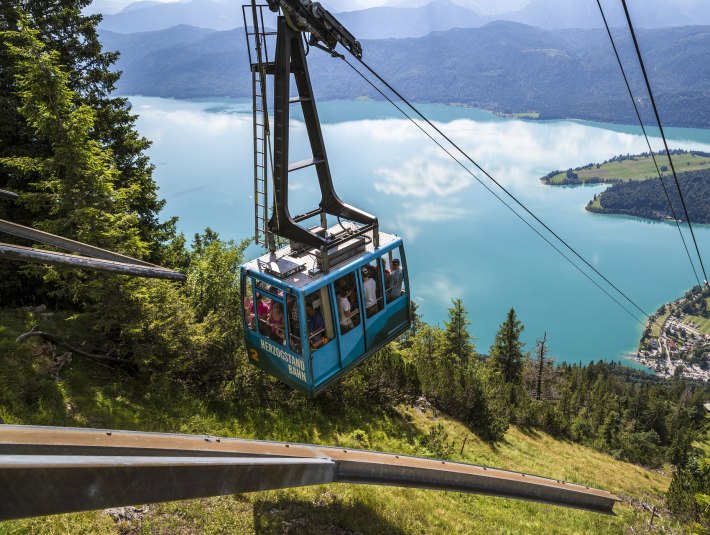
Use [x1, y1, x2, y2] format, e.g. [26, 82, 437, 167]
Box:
[100, 21, 710, 127]
[96, 0, 710, 34]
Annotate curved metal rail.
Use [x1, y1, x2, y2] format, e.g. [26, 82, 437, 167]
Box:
[0, 425, 619, 520]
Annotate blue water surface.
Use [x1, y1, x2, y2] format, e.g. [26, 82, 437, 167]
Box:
[129, 96, 710, 367]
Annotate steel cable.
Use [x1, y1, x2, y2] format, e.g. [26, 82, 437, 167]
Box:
[619, 0, 709, 287]
[341, 58, 647, 325]
[341, 55, 653, 321]
[595, 0, 701, 287]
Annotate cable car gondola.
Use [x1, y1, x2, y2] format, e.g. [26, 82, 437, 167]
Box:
[239, 0, 411, 395]
[241, 223, 410, 396]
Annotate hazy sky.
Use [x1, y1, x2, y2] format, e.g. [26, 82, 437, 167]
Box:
[92, 0, 528, 16]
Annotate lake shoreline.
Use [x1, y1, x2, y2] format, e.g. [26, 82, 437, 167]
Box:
[129, 95, 710, 368]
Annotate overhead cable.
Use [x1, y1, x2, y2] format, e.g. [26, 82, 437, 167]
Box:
[342, 57, 647, 326]
[620, 0, 709, 287]
[595, 0, 701, 287]
[345, 55, 653, 321]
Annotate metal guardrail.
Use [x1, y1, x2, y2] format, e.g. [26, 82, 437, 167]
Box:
[0, 219, 157, 267]
[0, 218, 185, 281]
[0, 189, 19, 201]
[0, 425, 620, 520]
[0, 243, 185, 281]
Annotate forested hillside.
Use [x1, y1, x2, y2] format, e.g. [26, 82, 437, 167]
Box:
[2, 2, 710, 533]
[588, 169, 710, 223]
[99, 22, 710, 127]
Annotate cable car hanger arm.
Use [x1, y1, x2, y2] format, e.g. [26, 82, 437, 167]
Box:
[266, 0, 362, 59]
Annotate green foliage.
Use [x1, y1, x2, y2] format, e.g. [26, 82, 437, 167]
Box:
[1, 18, 144, 255]
[0, 3, 172, 306]
[442, 297, 475, 363]
[421, 423, 454, 458]
[592, 169, 710, 223]
[409, 302, 508, 442]
[489, 307, 527, 384]
[358, 344, 420, 405]
[667, 456, 710, 529]
[185, 229, 247, 322]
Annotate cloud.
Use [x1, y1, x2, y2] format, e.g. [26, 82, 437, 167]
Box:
[405, 202, 469, 222]
[389, 200, 470, 242]
[414, 269, 466, 308]
[374, 154, 472, 197]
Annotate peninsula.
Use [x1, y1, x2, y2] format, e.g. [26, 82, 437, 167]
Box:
[540, 150, 710, 223]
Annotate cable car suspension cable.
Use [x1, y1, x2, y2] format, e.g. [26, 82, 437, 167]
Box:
[595, 0, 701, 288]
[264, 0, 652, 322]
[342, 58, 647, 325]
[619, 0, 709, 288]
[340, 56, 653, 322]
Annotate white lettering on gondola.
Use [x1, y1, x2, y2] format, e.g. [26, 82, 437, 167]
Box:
[260, 339, 306, 382]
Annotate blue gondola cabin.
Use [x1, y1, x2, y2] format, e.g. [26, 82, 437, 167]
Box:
[241, 224, 410, 397]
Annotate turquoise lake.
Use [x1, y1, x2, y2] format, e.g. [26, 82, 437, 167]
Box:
[129, 96, 710, 367]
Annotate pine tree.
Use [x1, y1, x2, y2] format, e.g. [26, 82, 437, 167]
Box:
[489, 308, 527, 384]
[442, 298, 475, 363]
[0, 2, 170, 253]
[0, 15, 151, 302]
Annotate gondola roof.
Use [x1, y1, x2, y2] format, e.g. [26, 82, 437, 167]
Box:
[242, 222, 401, 291]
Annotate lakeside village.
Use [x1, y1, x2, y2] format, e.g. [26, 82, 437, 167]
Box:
[635, 285, 710, 381]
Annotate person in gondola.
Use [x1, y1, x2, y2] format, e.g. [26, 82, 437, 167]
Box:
[244, 294, 255, 329]
[390, 258, 403, 300]
[250, 294, 271, 335]
[268, 301, 285, 345]
[362, 267, 377, 317]
[381, 259, 392, 302]
[338, 286, 355, 331]
[306, 303, 327, 349]
[287, 296, 302, 353]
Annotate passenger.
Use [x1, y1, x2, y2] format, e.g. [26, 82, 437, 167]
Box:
[268, 302, 285, 344]
[287, 296, 301, 353]
[250, 294, 271, 334]
[244, 294, 255, 329]
[338, 287, 355, 331]
[381, 259, 392, 300]
[306, 303, 327, 349]
[362, 267, 378, 317]
[269, 285, 284, 298]
[390, 258, 404, 299]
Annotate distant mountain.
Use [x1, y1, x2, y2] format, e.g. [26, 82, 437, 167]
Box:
[99, 0, 710, 34]
[120, 1, 166, 12]
[503, 0, 710, 29]
[102, 25, 216, 59]
[387, 0, 527, 16]
[99, 0, 485, 36]
[337, 0, 486, 39]
[102, 22, 710, 127]
[85, 0, 180, 16]
[99, 0, 245, 33]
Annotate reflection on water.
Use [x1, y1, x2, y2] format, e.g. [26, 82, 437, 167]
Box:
[130, 96, 710, 367]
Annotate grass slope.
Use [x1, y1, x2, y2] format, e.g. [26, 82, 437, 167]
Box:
[544, 153, 710, 185]
[0, 308, 681, 534]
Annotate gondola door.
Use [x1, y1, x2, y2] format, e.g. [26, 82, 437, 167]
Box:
[333, 270, 365, 369]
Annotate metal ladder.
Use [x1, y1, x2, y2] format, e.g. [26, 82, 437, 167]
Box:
[243, 3, 275, 249]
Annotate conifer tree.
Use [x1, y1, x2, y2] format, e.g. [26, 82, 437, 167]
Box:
[1, 19, 143, 250]
[0, 15, 150, 302]
[442, 298, 475, 363]
[489, 308, 527, 384]
[0, 2, 169, 254]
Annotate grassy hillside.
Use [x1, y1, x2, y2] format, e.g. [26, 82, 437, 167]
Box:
[542, 152, 710, 185]
[0, 308, 682, 534]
